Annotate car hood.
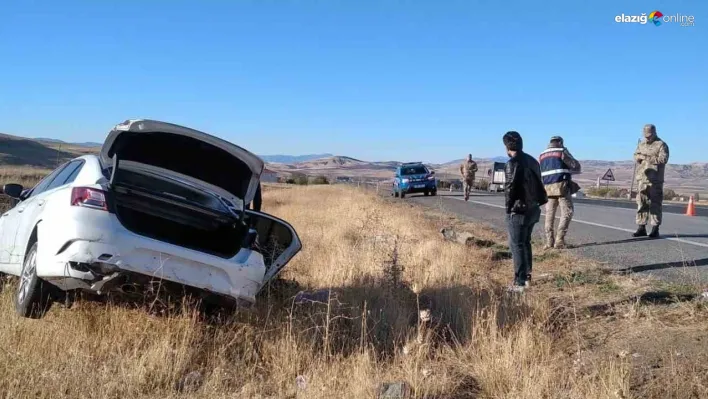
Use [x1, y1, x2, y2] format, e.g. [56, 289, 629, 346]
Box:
[100, 119, 264, 204]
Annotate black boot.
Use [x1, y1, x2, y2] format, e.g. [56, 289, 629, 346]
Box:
[633, 225, 647, 237]
[649, 226, 660, 238]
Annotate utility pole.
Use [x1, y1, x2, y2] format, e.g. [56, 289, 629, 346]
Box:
[629, 138, 641, 199]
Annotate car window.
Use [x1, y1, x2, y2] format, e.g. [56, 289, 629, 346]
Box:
[62, 160, 84, 184]
[45, 160, 84, 191]
[401, 166, 427, 175]
[25, 163, 69, 199]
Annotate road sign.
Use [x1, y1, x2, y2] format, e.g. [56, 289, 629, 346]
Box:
[601, 168, 615, 181]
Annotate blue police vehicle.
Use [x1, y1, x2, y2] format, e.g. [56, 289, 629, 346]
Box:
[392, 162, 437, 198]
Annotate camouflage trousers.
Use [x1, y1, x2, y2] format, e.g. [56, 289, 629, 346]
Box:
[636, 182, 663, 226]
[545, 193, 574, 243]
[463, 178, 474, 199]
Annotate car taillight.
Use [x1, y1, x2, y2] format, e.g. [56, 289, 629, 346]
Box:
[71, 187, 108, 211]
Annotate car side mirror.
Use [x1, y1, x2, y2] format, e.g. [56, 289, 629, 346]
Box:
[429, 171, 435, 175]
[3, 183, 24, 199]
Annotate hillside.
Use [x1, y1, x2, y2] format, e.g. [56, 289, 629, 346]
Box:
[1, 133, 706, 195]
[259, 153, 334, 163]
[266, 156, 404, 179]
[0, 133, 97, 168]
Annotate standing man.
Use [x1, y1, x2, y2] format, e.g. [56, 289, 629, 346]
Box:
[503, 131, 548, 291]
[539, 136, 582, 249]
[459, 154, 478, 201]
[633, 124, 669, 238]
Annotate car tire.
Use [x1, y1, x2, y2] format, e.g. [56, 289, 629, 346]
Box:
[431, 190, 437, 196]
[424, 191, 429, 196]
[15, 242, 53, 319]
[400, 192, 406, 199]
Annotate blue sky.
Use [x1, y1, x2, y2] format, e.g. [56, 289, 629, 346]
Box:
[1, 1, 706, 164]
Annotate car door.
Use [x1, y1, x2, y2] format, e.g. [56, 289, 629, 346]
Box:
[0, 164, 67, 273]
[10, 160, 84, 269]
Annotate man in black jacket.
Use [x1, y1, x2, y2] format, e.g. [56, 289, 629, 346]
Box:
[503, 131, 548, 291]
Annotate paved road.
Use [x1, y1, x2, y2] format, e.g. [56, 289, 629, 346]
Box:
[396, 190, 708, 284]
[572, 196, 708, 217]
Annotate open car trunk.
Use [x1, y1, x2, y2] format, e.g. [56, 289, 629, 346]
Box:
[101, 119, 264, 205]
[108, 167, 302, 282]
[111, 167, 248, 258]
[100, 119, 301, 284]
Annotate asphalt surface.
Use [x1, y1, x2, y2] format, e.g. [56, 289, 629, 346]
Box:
[572, 196, 708, 217]
[393, 190, 708, 284]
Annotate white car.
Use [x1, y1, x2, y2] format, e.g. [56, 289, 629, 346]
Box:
[0, 119, 301, 318]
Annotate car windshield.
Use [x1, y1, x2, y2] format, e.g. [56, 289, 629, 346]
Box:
[401, 166, 427, 175]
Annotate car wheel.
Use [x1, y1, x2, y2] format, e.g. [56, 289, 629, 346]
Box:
[431, 190, 437, 196]
[424, 191, 429, 196]
[15, 242, 53, 319]
[400, 192, 406, 199]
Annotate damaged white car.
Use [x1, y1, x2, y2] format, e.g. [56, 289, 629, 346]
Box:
[0, 119, 301, 318]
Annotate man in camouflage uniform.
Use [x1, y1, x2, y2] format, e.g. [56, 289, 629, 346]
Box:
[459, 154, 478, 201]
[539, 136, 581, 249]
[633, 124, 669, 238]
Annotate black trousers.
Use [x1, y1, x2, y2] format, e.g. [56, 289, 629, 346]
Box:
[506, 205, 541, 286]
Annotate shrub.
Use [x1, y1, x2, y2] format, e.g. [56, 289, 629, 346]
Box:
[473, 179, 490, 191]
[586, 187, 623, 198]
[663, 189, 677, 200]
[288, 173, 309, 185]
[437, 180, 452, 189]
[310, 175, 329, 185]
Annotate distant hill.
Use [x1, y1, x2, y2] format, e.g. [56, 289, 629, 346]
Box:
[259, 153, 333, 164]
[0, 133, 93, 168]
[34, 138, 102, 148]
[1, 133, 707, 195]
[440, 156, 508, 167]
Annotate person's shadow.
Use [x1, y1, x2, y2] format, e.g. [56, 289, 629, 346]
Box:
[571, 234, 708, 249]
[610, 257, 708, 275]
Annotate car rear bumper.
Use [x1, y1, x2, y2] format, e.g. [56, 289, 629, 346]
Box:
[36, 211, 266, 303]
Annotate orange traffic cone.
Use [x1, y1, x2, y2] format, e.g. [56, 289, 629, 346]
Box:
[686, 196, 696, 216]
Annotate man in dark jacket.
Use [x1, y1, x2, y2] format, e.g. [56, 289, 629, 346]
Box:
[503, 131, 548, 291]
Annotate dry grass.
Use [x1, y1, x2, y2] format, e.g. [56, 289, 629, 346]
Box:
[0, 165, 50, 188]
[0, 185, 706, 398]
[0, 166, 49, 211]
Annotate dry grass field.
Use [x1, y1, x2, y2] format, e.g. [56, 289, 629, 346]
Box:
[0, 175, 707, 398]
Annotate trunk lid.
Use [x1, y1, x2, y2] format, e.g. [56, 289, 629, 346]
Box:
[100, 119, 264, 204]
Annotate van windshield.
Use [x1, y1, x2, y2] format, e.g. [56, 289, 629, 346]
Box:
[401, 166, 427, 175]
